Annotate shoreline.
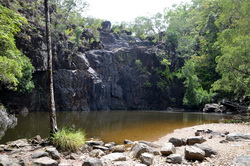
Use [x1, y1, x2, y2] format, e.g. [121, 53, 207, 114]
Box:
[0, 123, 249, 165]
[155, 123, 250, 165]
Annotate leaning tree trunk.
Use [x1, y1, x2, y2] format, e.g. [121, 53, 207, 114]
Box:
[44, 0, 58, 136]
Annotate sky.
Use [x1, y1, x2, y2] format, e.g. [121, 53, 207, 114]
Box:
[85, 0, 192, 23]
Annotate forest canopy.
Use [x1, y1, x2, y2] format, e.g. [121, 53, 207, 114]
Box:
[120, 0, 249, 108]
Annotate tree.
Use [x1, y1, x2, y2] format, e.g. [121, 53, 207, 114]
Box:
[0, 4, 34, 92]
[177, 59, 215, 108]
[212, 0, 250, 100]
[44, 0, 58, 135]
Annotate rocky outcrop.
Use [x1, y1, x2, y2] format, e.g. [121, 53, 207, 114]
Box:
[1, 18, 184, 112]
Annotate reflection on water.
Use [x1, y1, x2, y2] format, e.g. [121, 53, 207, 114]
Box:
[0, 111, 224, 144]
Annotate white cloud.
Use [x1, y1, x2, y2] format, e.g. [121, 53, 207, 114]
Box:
[85, 0, 191, 23]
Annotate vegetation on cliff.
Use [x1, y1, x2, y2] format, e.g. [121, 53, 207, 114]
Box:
[0, 4, 34, 92]
[122, 0, 250, 108]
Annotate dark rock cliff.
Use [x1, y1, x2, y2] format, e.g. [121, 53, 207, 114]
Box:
[1, 22, 184, 112]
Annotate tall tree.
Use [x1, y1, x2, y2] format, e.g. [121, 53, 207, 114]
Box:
[44, 0, 58, 135]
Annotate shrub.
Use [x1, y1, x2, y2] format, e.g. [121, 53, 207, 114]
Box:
[51, 127, 86, 152]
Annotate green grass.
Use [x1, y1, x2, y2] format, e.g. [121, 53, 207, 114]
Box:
[51, 127, 86, 152]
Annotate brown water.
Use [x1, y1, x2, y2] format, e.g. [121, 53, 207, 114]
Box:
[0, 111, 224, 144]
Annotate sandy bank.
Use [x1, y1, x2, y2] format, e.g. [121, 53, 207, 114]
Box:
[155, 123, 250, 165]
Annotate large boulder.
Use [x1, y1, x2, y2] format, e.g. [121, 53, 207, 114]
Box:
[185, 146, 205, 161]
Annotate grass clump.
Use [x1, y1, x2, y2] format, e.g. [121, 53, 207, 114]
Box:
[51, 127, 86, 152]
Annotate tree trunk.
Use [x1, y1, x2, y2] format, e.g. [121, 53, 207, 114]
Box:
[44, 0, 58, 136]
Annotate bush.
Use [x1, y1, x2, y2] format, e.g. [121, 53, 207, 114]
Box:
[52, 127, 86, 152]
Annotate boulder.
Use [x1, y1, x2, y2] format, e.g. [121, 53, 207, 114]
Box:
[69, 153, 79, 160]
[46, 147, 61, 160]
[203, 103, 222, 112]
[166, 154, 182, 164]
[29, 135, 43, 144]
[169, 137, 183, 147]
[82, 158, 103, 166]
[33, 157, 58, 166]
[85, 141, 104, 146]
[93, 146, 109, 152]
[186, 136, 206, 145]
[31, 151, 49, 159]
[226, 133, 250, 141]
[160, 143, 176, 156]
[0, 155, 19, 166]
[219, 140, 228, 143]
[7, 139, 29, 148]
[232, 155, 250, 166]
[193, 143, 217, 157]
[131, 143, 151, 159]
[104, 142, 116, 148]
[102, 153, 126, 161]
[101, 21, 111, 32]
[90, 149, 105, 158]
[140, 153, 154, 165]
[138, 141, 160, 148]
[185, 146, 205, 161]
[111, 145, 126, 152]
[124, 139, 133, 145]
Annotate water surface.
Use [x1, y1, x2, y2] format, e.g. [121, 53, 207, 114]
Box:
[0, 111, 224, 144]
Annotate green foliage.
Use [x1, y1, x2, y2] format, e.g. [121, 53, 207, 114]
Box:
[127, 13, 166, 39]
[135, 59, 146, 73]
[0, 5, 34, 92]
[177, 60, 215, 108]
[52, 127, 86, 152]
[211, 0, 250, 100]
[143, 82, 152, 88]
